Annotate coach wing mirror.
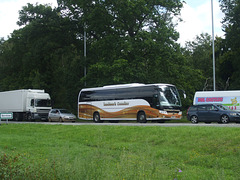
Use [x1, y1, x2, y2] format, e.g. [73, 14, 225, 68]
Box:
[178, 89, 186, 99]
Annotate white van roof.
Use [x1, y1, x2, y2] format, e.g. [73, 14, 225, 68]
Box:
[195, 90, 240, 97]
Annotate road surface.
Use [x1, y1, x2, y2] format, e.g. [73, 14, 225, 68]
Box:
[2, 121, 240, 127]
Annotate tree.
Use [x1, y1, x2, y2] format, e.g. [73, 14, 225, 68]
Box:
[182, 33, 229, 91]
[219, 0, 240, 89]
[0, 1, 206, 111]
[0, 3, 84, 112]
[56, 0, 188, 88]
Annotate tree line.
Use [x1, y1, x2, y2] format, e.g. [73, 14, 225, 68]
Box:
[0, 0, 239, 113]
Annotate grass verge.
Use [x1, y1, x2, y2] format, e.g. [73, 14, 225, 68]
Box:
[0, 124, 240, 179]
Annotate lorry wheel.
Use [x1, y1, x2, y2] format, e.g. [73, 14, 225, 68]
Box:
[26, 113, 32, 121]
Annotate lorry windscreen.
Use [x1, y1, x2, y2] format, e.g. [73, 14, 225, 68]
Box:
[35, 99, 51, 107]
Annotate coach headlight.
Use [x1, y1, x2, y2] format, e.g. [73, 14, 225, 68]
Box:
[159, 110, 168, 115]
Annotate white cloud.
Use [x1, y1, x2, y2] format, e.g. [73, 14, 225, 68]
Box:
[0, 0, 57, 39]
[177, 0, 225, 46]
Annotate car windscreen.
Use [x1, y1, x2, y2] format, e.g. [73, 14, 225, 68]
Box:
[59, 109, 71, 114]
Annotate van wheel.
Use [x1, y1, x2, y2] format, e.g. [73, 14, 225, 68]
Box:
[137, 111, 147, 123]
[221, 115, 229, 124]
[190, 115, 198, 124]
[93, 112, 103, 123]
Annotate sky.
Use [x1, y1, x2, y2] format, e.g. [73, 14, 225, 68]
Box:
[0, 0, 225, 46]
[176, 0, 225, 45]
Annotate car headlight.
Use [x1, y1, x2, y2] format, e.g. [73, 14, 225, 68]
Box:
[230, 113, 237, 116]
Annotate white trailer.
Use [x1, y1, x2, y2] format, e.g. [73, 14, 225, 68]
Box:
[194, 91, 240, 111]
[0, 89, 51, 121]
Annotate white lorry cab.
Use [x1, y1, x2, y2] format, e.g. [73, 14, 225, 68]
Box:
[194, 91, 240, 111]
[0, 89, 51, 121]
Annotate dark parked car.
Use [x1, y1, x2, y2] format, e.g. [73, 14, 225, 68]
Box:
[187, 104, 240, 124]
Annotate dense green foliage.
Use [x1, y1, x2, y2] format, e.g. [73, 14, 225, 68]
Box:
[0, 0, 238, 112]
[218, 0, 240, 89]
[1, 124, 240, 179]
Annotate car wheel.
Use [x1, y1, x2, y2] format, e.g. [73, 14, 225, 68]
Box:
[59, 117, 63, 122]
[48, 117, 52, 122]
[137, 111, 147, 123]
[190, 115, 198, 124]
[93, 112, 103, 123]
[221, 115, 229, 124]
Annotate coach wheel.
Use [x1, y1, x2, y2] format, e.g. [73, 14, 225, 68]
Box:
[137, 111, 147, 123]
[190, 115, 198, 124]
[221, 115, 229, 124]
[93, 112, 103, 123]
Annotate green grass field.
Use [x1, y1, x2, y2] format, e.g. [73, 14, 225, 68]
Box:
[0, 123, 240, 179]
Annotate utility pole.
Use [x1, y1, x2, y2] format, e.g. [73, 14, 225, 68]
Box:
[84, 23, 87, 87]
[211, 0, 216, 91]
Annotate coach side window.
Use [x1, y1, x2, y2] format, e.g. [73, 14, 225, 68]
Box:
[79, 91, 93, 102]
